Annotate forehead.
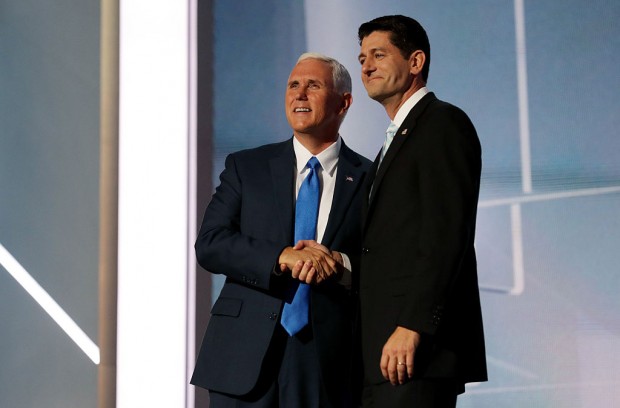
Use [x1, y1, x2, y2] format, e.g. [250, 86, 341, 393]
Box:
[360, 30, 395, 52]
[288, 59, 334, 85]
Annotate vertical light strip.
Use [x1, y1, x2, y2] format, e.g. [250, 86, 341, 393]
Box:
[514, 0, 533, 194]
[98, 0, 119, 406]
[117, 1, 190, 407]
[509, 204, 525, 295]
[186, 0, 198, 407]
[0, 243, 100, 364]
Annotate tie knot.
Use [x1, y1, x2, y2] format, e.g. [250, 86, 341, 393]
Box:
[306, 156, 320, 170]
[386, 122, 399, 137]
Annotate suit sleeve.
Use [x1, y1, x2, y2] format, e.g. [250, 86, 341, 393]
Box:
[397, 105, 481, 336]
[195, 153, 287, 291]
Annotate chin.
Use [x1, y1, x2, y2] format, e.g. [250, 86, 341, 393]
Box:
[366, 91, 385, 103]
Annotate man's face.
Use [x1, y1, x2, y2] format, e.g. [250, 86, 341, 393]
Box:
[285, 59, 345, 138]
[358, 31, 414, 104]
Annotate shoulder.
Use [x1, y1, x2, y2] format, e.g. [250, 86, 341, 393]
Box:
[340, 140, 373, 170]
[229, 139, 292, 161]
[219, 139, 293, 181]
[423, 95, 474, 128]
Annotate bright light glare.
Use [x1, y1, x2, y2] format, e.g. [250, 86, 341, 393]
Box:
[117, 0, 192, 407]
[0, 243, 100, 364]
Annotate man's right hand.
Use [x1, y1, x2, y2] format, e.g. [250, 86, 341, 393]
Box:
[278, 242, 338, 284]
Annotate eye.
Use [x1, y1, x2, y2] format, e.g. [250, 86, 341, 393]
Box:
[309, 83, 320, 89]
[358, 57, 366, 65]
[375, 52, 385, 60]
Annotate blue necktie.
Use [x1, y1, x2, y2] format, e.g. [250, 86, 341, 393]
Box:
[281, 156, 321, 336]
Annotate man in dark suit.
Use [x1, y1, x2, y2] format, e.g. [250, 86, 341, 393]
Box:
[356, 15, 487, 407]
[191, 53, 371, 407]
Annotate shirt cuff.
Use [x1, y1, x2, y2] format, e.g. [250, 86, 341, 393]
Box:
[338, 252, 352, 289]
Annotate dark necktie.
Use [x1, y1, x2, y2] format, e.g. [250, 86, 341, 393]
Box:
[281, 156, 321, 336]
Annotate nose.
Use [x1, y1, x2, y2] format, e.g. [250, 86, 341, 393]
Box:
[294, 86, 308, 100]
[361, 59, 374, 76]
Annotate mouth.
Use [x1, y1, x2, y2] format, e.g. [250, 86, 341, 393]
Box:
[294, 107, 311, 112]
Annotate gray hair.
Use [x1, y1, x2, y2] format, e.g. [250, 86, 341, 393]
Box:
[297, 52, 352, 95]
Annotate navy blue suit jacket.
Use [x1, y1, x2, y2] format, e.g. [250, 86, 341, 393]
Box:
[191, 138, 371, 404]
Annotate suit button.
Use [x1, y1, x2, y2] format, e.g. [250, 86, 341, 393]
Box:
[268, 312, 278, 320]
[362, 247, 370, 254]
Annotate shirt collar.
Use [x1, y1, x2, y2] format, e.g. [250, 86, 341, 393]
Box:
[293, 136, 341, 177]
[392, 86, 429, 128]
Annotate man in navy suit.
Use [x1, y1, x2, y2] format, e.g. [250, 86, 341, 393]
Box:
[191, 53, 371, 407]
[357, 15, 487, 407]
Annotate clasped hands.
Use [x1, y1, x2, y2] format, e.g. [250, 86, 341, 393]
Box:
[278, 240, 343, 285]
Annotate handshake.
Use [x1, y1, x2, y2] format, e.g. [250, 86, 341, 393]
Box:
[277, 240, 345, 285]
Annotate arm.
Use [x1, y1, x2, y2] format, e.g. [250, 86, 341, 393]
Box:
[398, 105, 481, 333]
[195, 153, 287, 290]
[196, 153, 340, 290]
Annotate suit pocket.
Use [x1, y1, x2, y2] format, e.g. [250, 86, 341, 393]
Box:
[210, 297, 243, 317]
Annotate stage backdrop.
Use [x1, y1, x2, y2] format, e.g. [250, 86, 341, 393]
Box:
[0, 1, 100, 407]
[207, 1, 620, 407]
[1, 1, 619, 407]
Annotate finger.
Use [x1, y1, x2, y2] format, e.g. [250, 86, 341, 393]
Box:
[388, 357, 398, 385]
[313, 267, 326, 284]
[305, 267, 316, 284]
[308, 255, 326, 278]
[294, 239, 316, 250]
[315, 257, 335, 278]
[299, 259, 313, 283]
[397, 356, 407, 384]
[290, 260, 304, 279]
[406, 352, 414, 378]
[380, 352, 389, 380]
[297, 260, 312, 281]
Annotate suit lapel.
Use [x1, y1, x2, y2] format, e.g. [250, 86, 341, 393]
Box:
[322, 141, 365, 246]
[269, 139, 295, 244]
[366, 92, 437, 214]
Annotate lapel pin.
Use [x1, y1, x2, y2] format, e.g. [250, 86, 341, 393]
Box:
[345, 176, 354, 182]
[401, 129, 408, 135]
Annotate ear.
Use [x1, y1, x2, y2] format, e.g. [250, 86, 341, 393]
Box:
[339, 92, 353, 115]
[409, 50, 426, 76]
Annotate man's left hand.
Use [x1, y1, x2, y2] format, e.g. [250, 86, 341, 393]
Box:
[380, 326, 421, 385]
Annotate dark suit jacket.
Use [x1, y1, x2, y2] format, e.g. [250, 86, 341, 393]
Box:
[360, 93, 487, 387]
[191, 138, 371, 405]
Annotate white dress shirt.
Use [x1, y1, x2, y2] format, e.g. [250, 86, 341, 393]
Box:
[391, 86, 429, 128]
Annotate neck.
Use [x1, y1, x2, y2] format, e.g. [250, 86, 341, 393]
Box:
[382, 80, 425, 120]
[294, 132, 339, 155]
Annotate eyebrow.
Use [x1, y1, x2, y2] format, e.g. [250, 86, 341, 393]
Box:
[288, 79, 323, 87]
[358, 47, 387, 60]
